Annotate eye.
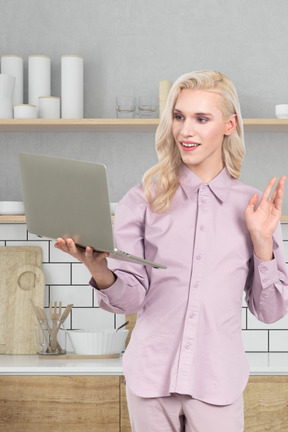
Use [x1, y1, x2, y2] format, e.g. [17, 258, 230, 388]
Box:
[173, 112, 184, 121]
[196, 117, 209, 124]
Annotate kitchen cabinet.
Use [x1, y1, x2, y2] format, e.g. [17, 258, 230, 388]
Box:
[0, 375, 120, 432]
[1, 353, 288, 432]
[1, 375, 287, 432]
[244, 376, 288, 432]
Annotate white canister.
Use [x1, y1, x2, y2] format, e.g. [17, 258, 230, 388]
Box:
[14, 104, 37, 119]
[38, 96, 60, 118]
[28, 55, 51, 110]
[61, 55, 83, 118]
[0, 74, 16, 118]
[1, 55, 24, 105]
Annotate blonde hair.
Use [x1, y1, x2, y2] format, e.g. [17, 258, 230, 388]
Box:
[143, 70, 245, 213]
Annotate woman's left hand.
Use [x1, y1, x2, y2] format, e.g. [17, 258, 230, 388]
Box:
[244, 176, 286, 261]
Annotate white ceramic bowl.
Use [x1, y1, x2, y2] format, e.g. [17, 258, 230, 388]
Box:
[0, 201, 25, 214]
[275, 104, 288, 119]
[67, 329, 128, 355]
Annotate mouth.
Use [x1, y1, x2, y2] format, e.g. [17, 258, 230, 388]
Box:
[180, 141, 201, 151]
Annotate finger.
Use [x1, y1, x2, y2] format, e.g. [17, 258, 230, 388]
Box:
[65, 238, 79, 254]
[274, 179, 285, 211]
[262, 177, 277, 202]
[246, 193, 258, 213]
[85, 247, 109, 261]
[270, 176, 286, 205]
[55, 238, 69, 251]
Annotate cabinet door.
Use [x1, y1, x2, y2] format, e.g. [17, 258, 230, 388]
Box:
[0, 375, 120, 432]
[244, 376, 288, 432]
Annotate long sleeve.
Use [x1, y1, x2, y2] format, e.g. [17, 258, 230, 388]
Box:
[245, 223, 288, 323]
[92, 189, 151, 314]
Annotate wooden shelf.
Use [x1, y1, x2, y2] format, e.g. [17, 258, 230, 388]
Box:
[243, 118, 288, 132]
[0, 215, 26, 223]
[1, 214, 288, 223]
[0, 118, 288, 132]
[0, 118, 159, 132]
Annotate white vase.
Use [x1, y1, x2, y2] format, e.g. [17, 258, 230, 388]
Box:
[28, 55, 51, 114]
[0, 74, 16, 118]
[1, 55, 24, 105]
[61, 55, 83, 118]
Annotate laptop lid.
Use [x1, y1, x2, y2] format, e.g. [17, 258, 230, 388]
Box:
[18, 153, 166, 269]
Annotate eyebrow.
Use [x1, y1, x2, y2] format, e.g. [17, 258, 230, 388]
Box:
[173, 108, 213, 117]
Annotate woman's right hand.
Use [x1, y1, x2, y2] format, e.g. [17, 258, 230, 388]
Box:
[54, 238, 116, 290]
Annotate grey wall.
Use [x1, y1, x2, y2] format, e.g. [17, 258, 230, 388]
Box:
[1, 0, 288, 212]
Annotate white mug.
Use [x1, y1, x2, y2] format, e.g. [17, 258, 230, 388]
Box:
[0, 74, 16, 118]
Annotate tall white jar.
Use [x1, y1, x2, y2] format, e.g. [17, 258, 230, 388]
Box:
[61, 55, 83, 118]
[28, 55, 51, 113]
[1, 55, 23, 105]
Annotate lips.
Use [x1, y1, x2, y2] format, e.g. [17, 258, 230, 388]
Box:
[180, 141, 201, 151]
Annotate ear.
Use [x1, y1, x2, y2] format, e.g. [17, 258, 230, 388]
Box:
[224, 114, 237, 136]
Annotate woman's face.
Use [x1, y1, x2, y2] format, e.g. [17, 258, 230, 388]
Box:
[172, 88, 236, 183]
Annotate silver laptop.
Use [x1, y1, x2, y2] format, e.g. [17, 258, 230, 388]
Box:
[18, 153, 166, 269]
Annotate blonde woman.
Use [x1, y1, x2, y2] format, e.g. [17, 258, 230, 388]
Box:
[55, 71, 288, 432]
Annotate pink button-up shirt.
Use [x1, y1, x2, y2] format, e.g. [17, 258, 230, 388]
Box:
[92, 164, 288, 405]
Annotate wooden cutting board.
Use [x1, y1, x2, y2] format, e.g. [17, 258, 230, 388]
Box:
[0, 246, 45, 354]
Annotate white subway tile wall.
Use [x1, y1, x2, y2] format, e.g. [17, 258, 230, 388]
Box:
[1, 222, 287, 352]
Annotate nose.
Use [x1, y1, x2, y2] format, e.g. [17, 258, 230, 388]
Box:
[179, 118, 195, 137]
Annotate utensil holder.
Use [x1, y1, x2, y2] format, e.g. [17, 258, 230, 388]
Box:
[35, 320, 66, 355]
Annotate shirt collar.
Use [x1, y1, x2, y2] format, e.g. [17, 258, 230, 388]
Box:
[178, 162, 235, 203]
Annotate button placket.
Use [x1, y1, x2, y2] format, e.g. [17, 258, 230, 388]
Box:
[174, 186, 211, 393]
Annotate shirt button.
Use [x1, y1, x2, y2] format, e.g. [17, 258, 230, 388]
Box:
[193, 281, 199, 288]
[185, 343, 191, 349]
[200, 225, 205, 231]
[260, 267, 268, 273]
[196, 255, 201, 260]
[189, 313, 195, 319]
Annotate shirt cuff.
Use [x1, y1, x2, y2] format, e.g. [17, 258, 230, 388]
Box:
[89, 275, 127, 305]
[253, 254, 280, 289]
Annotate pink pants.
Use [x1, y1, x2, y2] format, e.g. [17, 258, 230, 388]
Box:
[126, 386, 244, 432]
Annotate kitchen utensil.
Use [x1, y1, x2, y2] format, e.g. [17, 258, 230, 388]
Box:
[56, 304, 73, 332]
[49, 301, 62, 353]
[116, 320, 129, 332]
[0, 246, 45, 354]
